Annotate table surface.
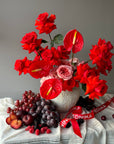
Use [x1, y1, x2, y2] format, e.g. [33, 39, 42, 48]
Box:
[0, 93, 114, 144]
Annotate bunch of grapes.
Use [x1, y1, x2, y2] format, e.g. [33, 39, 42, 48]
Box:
[6, 90, 60, 133]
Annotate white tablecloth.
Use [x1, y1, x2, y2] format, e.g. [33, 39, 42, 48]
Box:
[0, 94, 114, 144]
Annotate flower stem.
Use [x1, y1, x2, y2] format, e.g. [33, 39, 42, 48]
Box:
[71, 52, 74, 64]
[37, 50, 42, 59]
[48, 33, 52, 41]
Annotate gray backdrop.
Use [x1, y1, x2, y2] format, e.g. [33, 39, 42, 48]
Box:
[0, 0, 114, 100]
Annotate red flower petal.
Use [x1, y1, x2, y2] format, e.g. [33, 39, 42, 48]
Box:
[64, 29, 84, 53]
[40, 78, 62, 99]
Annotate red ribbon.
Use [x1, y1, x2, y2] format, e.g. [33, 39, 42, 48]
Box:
[93, 97, 114, 114]
[60, 96, 114, 138]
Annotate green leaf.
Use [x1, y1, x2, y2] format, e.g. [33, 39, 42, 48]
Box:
[42, 39, 48, 43]
[50, 40, 54, 47]
[53, 34, 64, 44]
[81, 84, 86, 92]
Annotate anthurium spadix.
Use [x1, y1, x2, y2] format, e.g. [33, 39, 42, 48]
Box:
[64, 29, 84, 53]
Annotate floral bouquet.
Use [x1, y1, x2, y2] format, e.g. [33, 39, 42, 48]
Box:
[14, 12, 114, 102]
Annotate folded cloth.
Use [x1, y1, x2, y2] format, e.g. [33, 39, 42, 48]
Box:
[0, 94, 114, 144]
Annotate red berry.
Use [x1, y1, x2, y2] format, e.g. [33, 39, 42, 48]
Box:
[112, 114, 114, 118]
[40, 127, 45, 134]
[43, 127, 48, 131]
[101, 115, 106, 121]
[46, 129, 51, 134]
[29, 128, 34, 133]
[35, 129, 40, 135]
[31, 125, 34, 129]
[25, 126, 31, 131]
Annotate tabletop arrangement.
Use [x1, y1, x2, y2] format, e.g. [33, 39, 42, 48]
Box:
[5, 12, 114, 138]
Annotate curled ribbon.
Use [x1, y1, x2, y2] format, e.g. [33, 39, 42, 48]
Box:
[60, 96, 114, 138]
[60, 106, 83, 138]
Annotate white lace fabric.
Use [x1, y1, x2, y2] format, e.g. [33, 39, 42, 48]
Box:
[0, 94, 114, 144]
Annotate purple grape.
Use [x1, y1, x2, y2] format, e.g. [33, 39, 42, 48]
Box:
[44, 105, 50, 110]
[42, 114, 47, 120]
[47, 115, 51, 120]
[45, 110, 51, 115]
[36, 101, 41, 106]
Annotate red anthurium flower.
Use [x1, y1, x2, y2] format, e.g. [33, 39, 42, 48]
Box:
[14, 57, 31, 75]
[64, 29, 84, 53]
[85, 76, 108, 100]
[40, 78, 62, 99]
[29, 60, 52, 79]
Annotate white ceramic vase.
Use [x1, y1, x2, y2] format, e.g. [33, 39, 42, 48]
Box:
[51, 87, 80, 113]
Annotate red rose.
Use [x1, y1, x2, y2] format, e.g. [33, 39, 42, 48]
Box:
[74, 63, 90, 82]
[41, 49, 53, 60]
[44, 23, 56, 34]
[89, 38, 114, 75]
[80, 67, 99, 84]
[40, 78, 62, 99]
[21, 32, 37, 44]
[35, 12, 56, 34]
[57, 45, 70, 59]
[49, 47, 61, 65]
[29, 60, 52, 79]
[14, 57, 31, 75]
[38, 12, 48, 22]
[61, 78, 76, 91]
[56, 65, 73, 80]
[22, 38, 42, 54]
[48, 14, 56, 23]
[64, 29, 84, 53]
